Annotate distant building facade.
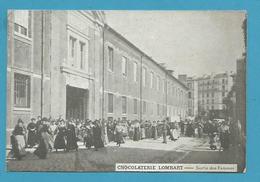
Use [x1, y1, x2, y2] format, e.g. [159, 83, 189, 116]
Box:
[197, 72, 233, 114]
[178, 75, 198, 117]
[7, 10, 188, 142]
[179, 72, 233, 118]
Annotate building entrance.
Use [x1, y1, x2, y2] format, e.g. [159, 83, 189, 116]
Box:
[66, 85, 89, 120]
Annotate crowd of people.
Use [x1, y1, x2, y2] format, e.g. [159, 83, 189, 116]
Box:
[9, 116, 231, 160]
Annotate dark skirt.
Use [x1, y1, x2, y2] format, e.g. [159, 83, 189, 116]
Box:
[27, 131, 38, 147]
[34, 133, 49, 159]
[115, 131, 123, 144]
[10, 135, 26, 160]
[66, 134, 78, 151]
[54, 134, 66, 149]
[133, 128, 140, 141]
[84, 135, 93, 148]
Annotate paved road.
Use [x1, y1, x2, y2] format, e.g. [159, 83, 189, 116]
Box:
[6, 137, 244, 172]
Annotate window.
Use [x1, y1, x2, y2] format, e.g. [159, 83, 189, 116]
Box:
[108, 93, 114, 113]
[108, 47, 114, 71]
[142, 67, 146, 86]
[212, 92, 214, 97]
[14, 73, 30, 108]
[142, 101, 146, 114]
[187, 83, 192, 89]
[69, 36, 77, 66]
[222, 79, 225, 84]
[14, 10, 29, 37]
[222, 85, 225, 90]
[133, 99, 138, 114]
[79, 42, 86, 69]
[133, 62, 137, 82]
[188, 92, 192, 99]
[212, 99, 214, 104]
[207, 93, 209, 97]
[207, 99, 209, 104]
[122, 96, 127, 114]
[122, 56, 127, 76]
[150, 72, 154, 88]
[157, 76, 160, 90]
[211, 106, 214, 110]
[162, 80, 165, 93]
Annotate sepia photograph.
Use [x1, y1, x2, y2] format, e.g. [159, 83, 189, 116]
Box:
[6, 10, 246, 172]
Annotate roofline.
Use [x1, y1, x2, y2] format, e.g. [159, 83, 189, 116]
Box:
[104, 24, 188, 90]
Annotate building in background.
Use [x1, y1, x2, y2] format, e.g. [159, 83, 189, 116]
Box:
[178, 75, 198, 117]
[7, 10, 188, 143]
[104, 25, 188, 122]
[197, 72, 233, 118]
[179, 72, 234, 119]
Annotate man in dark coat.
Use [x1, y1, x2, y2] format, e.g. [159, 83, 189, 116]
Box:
[27, 118, 37, 148]
[66, 121, 78, 151]
[92, 120, 104, 151]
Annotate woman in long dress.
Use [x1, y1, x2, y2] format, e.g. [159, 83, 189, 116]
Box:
[54, 121, 67, 151]
[151, 121, 158, 140]
[34, 118, 51, 159]
[133, 122, 140, 141]
[92, 120, 104, 151]
[66, 122, 78, 151]
[114, 123, 123, 146]
[84, 122, 93, 149]
[27, 118, 38, 148]
[11, 119, 27, 160]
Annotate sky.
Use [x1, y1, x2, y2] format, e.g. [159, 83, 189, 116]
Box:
[104, 11, 246, 77]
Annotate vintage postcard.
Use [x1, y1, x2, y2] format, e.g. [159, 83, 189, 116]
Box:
[6, 10, 246, 172]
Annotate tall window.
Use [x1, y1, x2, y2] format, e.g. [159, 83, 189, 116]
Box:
[188, 92, 192, 99]
[69, 36, 77, 66]
[133, 62, 137, 82]
[142, 67, 146, 87]
[79, 42, 86, 69]
[150, 72, 154, 88]
[14, 10, 29, 37]
[122, 96, 127, 114]
[133, 98, 137, 114]
[108, 47, 114, 71]
[108, 93, 113, 113]
[122, 56, 127, 76]
[14, 73, 30, 108]
[162, 80, 165, 93]
[157, 76, 160, 90]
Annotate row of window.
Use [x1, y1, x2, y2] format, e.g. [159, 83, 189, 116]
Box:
[199, 91, 226, 98]
[108, 46, 186, 96]
[198, 78, 228, 86]
[108, 93, 170, 116]
[68, 35, 88, 70]
[199, 99, 215, 105]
